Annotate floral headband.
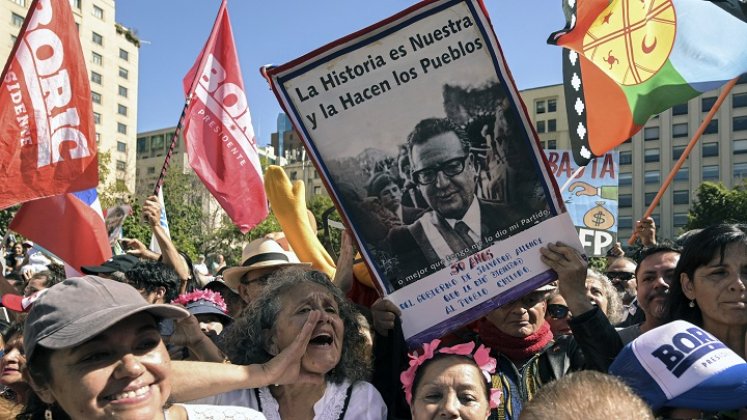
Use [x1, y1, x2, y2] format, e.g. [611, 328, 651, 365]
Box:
[400, 339, 502, 409]
[172, 289, 228, 313]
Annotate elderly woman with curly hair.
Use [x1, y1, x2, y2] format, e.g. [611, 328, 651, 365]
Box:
[187, 267, 386, 419]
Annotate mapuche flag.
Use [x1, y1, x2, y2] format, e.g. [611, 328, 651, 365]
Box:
[548, 0, 747, 165]
[181, 0, 268, 233]
[0, 0, 98, 207]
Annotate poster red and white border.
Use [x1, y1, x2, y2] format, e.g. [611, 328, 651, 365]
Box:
[267, 0, 583, 346]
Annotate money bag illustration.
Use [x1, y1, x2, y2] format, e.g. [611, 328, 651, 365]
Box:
[583, 201, 615, 230]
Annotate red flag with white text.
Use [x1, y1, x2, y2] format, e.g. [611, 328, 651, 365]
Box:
[0, 0, 98, 209]
[182, 0, 268, 233]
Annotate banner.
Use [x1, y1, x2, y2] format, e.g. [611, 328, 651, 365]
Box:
[182, 0, 268, 233]
[0, 0, 98, 208]
[267, 0, 582, 345]
[545, 150, 619, 257]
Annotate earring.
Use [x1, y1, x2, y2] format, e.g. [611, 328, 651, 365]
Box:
[44, 407, 53, 420]
[689, 300, 696, 308]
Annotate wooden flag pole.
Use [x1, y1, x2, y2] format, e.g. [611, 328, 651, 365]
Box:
[152, 95, 192, 197]
[627, 77, 739, 245]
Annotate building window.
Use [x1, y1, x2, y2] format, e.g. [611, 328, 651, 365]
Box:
[117, 104, 127, 116]
[93, 112, 101, 125]
[92, 31, 103, 46]
[619, 194, 632, 207]
[619, 172, 632, 186]
[645, 170, 660, 184]
[116, 160, 126, 171]
[672, 123, 689, 138]
[672, 103, 688, 116]
[644, 148, 660, 163]
[619, 151, 632, 165]
[119, 48, 129, 61]
[117, 123, 127, 135]
[733, 92, 747, 108]
[137, 138, 147, 153]
[91, 91, 101, 104]
[734, 162, 747, 180]
[704, 119, 718, 135]
[619, 217, 633, 229]
[95, 132, 100, 143]
[91, 71, 102, 85]
[547, 140, 557, 149]
[702, 96, 717, 112]
[116, 141, 127, 152]
[314, 186, 321, 195]
[702, 142, 719, 157]
[92, 5, 104, 19]
[92, 52, 102, 65]
[739, 74, 747, 84]
[536, 121, 545, 133]
[69, 0, 81, 8]
[152, 135, 164, 149]
[644, 192, 657, 206]
[674, 213, 689, 227]
[290, 171, 298, 181]
[547, 99, 557, 113]
[675, 167, 689, 182]
[118, 85, 128, 98]
[734, 116, 747, 131]
[644, 126, 659, 140]
[11, 13, 24, 27]
[673, 145, 686, 160]
[118, 67, 128, 79]
[547, 119, 557, 132]
[673, 190, 689, 205]
[536, 100, 545, 114]
[11, 0, 25, 6]
[147, 167, 156, 175]
[703, 165, 720, 181]
[735, 139, 747, 154]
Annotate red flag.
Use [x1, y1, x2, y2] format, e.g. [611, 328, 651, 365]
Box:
[0, 0, 98, 208]
[10, 189, 112, 273]
[182, 0, 268, 233]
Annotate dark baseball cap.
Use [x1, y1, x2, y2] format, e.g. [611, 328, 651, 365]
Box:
[23, 276, 189, 362]
[81, 254, 139, 275]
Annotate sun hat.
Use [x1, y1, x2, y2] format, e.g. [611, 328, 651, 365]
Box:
[80, 254, 139, 275]
[23, 275, 189, 362]
[222, 238, 309, 290]
[609, 320, 747, 411]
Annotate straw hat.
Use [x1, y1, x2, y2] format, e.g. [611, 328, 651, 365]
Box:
[222, 238, 309, 290]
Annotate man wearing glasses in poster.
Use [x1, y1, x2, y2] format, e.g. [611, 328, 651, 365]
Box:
[388, 117, 538, 286]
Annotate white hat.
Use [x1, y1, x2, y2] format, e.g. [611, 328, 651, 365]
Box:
[222, 238, 309, 290]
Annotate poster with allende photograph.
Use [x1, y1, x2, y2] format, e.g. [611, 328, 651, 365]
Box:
[267, 0, 583, 345]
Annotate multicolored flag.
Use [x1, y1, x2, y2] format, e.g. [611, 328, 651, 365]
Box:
[548, 0, 747, 165]
[0, 0, 98, 207]
[10, 188, 112, 275]
[181, 0, 268, 233]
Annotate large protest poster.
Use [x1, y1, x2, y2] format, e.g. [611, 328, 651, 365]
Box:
[545, 150, 619, 257]
[267, 0, 582, 345]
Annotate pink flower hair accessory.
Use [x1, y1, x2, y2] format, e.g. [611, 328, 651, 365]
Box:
[172, 290, 231, 322]
[400, 339, 502, 409]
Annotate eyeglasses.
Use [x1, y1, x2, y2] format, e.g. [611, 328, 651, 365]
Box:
[239, 273, 273, 286]
[411, 155, 469, 185]
[547, 303, 571, 319]
[605, 271, 635, 282]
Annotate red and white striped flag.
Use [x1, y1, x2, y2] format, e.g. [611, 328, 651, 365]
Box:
[181, 0, 268, 233]
[0, 0, 98, 208]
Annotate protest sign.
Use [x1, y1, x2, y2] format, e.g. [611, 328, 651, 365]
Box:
[267, 0, 582, 345]
[545, 150, 619, 257]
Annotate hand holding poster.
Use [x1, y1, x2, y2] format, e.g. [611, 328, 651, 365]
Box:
[267, 0, 583, 345]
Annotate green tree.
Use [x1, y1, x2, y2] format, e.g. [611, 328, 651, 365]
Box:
[685, 181, 747, 230]
[307, 195, 342, 259]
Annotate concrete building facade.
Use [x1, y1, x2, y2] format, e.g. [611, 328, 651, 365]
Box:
[519, 77, 747, 242]
[1, 0, 139, 193]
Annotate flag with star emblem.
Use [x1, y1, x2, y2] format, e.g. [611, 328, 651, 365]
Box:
[549, 0, 747, 166]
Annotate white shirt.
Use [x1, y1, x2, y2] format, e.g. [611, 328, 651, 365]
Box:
[179, 403, 266, 419]
[190, 380, 386, 420]
[420, 198, 482, 261]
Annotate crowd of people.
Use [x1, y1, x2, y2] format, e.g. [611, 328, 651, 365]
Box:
[0, 149, 745, 419]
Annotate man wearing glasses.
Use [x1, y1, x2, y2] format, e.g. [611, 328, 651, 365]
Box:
[388, 117, 524, 285]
